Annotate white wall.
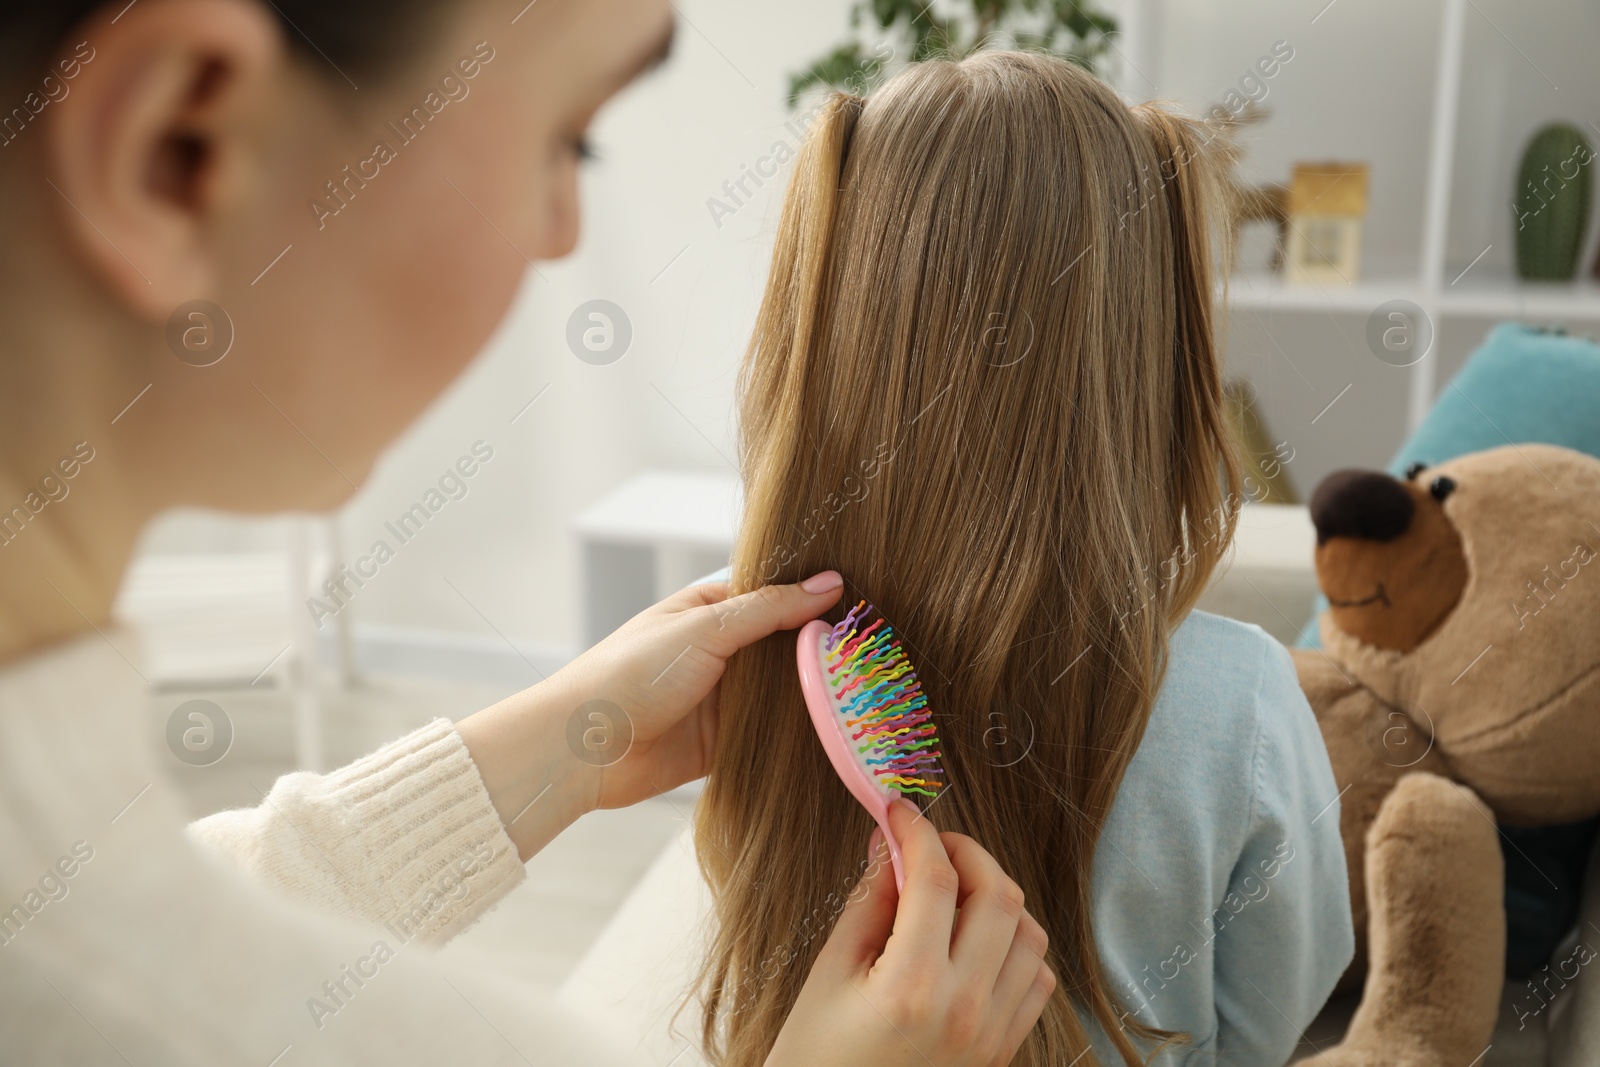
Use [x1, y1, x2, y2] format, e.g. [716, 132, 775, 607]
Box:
[139, 0, 1600, 655]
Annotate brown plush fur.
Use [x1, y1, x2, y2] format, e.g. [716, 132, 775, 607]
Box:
[1292, 443, 1600, 1063]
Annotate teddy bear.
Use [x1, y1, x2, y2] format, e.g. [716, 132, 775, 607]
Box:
[1290, 442, 1600, 1064]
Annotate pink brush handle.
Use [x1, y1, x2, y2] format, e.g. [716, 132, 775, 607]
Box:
[797, 619, 906, 891]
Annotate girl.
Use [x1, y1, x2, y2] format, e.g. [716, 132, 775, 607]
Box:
[696, 52, 1353, 1067]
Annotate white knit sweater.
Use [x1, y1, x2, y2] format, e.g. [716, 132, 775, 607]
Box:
[0, 632, 629, 1065]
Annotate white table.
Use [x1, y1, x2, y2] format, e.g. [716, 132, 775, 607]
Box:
[574, 471, 742, 648]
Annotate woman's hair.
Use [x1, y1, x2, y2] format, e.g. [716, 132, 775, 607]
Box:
[0, 0, 439, 85]
[695, 52, 1242, 1066]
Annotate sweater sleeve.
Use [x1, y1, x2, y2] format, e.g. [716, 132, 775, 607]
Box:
[1210, 641, 1355, 1065]
[186, 717, 525, 945]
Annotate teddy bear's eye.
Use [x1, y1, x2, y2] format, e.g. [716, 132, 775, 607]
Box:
[1404, 462, 1429, 481]
[1429, 476, 1456, 502]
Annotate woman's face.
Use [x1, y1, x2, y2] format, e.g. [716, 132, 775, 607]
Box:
[74, 0, 672, 512]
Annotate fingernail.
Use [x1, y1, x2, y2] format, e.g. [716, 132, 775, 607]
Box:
[800, 570, 843, 594]
[893, 797, 921, 817]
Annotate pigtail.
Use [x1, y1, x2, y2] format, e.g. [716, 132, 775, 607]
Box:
[703, 92, 865, 1058]
[777, 93, 861, 377]
[730, 93, 862, 594]
[1133, 105, 1244, 624]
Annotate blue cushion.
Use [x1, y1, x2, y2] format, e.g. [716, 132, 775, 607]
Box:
[1296, 322, 1600, 648]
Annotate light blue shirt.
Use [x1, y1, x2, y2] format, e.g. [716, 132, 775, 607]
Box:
[696, 570, 1351, 1065]
[1081, 609, 1352, 1065]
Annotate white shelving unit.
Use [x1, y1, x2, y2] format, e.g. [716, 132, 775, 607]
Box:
[1219, 0, 1600, 433]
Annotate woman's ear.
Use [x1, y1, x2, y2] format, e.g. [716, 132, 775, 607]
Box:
[44, 0, 283, 319]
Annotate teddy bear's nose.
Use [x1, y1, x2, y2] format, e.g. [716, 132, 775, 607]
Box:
[1310, 469, 1416, 545]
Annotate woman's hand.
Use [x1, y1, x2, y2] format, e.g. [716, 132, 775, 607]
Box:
[457, 571, 844, 859]
[550, 569, 846, 808]
[768, 801, 1058, 1067]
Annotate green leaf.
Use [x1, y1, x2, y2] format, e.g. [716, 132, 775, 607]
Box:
[793, 0, 1121, 105]
[787, 42, 887, 106]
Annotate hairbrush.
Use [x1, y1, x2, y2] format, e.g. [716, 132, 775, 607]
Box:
[796, 600, 944, 891]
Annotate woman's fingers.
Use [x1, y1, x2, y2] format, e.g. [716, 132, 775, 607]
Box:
[815, 829, 898, 974]
[988, 908, 1049, 1011]
[884, 799, 961, 963]
[994, 961, 1058, 1064]
[786, 815, 1054, 1067]
[663, 581, 732, 609]
[944, 830, 1026, 979]
[691, 572, 845, 656]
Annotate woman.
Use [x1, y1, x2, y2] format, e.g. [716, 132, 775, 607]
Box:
[0, 0, 1053, 1064]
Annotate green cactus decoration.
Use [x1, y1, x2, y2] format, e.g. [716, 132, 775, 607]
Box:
[1514, 123, 1593, 281]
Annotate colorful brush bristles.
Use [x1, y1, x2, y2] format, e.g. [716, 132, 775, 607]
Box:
[822, 601, 944, 799]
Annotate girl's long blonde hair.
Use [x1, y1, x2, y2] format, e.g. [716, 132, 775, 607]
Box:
[695, 52, 1242, 1067]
